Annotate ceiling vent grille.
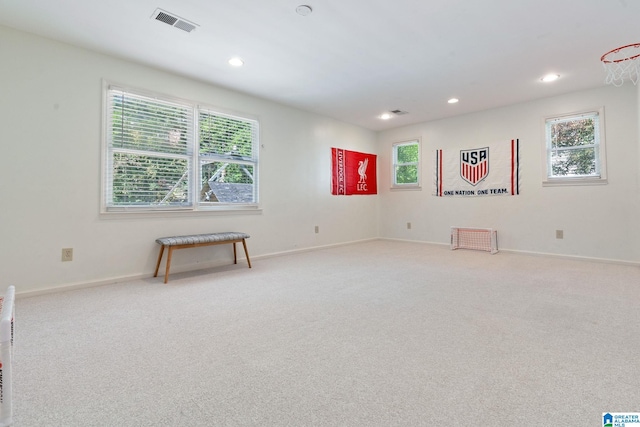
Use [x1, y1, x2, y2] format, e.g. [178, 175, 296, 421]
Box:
[152, 8, 198, 33]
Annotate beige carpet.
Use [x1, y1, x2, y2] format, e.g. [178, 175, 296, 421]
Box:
[13, 240, 640, 426]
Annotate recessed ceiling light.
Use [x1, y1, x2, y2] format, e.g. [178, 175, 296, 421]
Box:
[448, 98, 459, 104]
[296, 5, 313, 16]
[228, 57, 244, 67]
[380, 113, 392, 120]
[541, 73, 560, 82]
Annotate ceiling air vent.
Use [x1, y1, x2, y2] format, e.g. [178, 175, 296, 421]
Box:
[152, 8, 198, 33]
[390, 109, 409, 115]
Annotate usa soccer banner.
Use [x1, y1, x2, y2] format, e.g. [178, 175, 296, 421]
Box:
[331, 148, 377, 195]
[434, 139, 520, 197]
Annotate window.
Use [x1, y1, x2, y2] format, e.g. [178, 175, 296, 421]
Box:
[543, 108, 606, 186]
[392, 139, 420, 188]
[199, 110, 258, 205]
[104, 85, 259, 211]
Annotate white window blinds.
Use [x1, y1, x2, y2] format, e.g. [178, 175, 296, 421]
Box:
[104, 85, 260, 211]
[106, 87, 195, 208]
[198, 109, 259, 204]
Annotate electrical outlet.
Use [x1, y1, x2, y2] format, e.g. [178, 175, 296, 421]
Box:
[555, 230, 563, 239]
[314, 226, 319, 234]
[407, 222, 412, 230]
[62, 248, 73, 262]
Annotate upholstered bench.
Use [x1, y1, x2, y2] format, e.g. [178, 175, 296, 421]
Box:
[154, 232, 251, 283]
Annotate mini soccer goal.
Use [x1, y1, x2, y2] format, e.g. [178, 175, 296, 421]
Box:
[450, 227, 498, 254]
[0, 286, 15, 427]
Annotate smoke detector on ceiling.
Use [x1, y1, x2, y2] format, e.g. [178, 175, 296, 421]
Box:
[296, 5, 313, 16]
[152, 8, 199, 33]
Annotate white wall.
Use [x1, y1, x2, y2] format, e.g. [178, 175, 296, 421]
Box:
[638, 82, 640, 190]
[0, 26, 379, 294]
[377, 85, 639, 263]
[2, 25, 638, 295]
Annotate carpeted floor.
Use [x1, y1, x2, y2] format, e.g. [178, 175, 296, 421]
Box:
[13, 240, 640, 426]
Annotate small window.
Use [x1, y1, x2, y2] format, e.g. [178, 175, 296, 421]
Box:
[543, 108, 606, 186]
[392, 139, 420, 188]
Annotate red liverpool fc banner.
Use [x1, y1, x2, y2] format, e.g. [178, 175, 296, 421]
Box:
[331, 148, 377, 195]
[434, 139, 520, 197]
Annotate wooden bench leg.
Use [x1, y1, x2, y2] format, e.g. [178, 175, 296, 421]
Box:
[164, 246, 174, 284]
[233, 242, 238, 264]
[242, 238, 252, 268]
[154, 245, 165, 278]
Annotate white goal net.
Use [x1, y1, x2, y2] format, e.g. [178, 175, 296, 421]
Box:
[450, 227, 498, 254]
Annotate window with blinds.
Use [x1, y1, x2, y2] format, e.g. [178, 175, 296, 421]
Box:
[104, 85, 259, 211]
[543, 108, 607, 186]
[199, 110, 258, 205]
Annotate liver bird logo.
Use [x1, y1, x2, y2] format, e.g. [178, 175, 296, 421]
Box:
[358, 158, 368, 183]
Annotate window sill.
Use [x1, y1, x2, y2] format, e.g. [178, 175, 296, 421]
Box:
[542, 177, 608, 187]
[390, 185, 422, 191]
[100, 205, 262, 219]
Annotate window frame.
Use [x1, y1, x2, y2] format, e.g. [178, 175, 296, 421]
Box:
[542, 107, 607, 187]
[197, 107, 260, 209]
[391, 138, 421, 190]
[101, 81, 260, 213]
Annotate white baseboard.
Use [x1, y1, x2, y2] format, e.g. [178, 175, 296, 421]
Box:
[17, 273, 152, 299]
[17, 238, 379, 298]
[252, 238, 379, 261]
[497, 248, 640, 267]
[19, 237, 637, 298]
[380, 237, 640, 267]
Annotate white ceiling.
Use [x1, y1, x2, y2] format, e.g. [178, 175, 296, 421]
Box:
[1, 0, 638, 131]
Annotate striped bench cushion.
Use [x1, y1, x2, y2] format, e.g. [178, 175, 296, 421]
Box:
[156, 232, 250, 246]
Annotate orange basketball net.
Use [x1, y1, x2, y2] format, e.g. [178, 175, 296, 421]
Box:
[601, 43, 640, 87]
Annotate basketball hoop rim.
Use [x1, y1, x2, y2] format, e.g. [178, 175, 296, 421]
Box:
[601, 43, 640, 64]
